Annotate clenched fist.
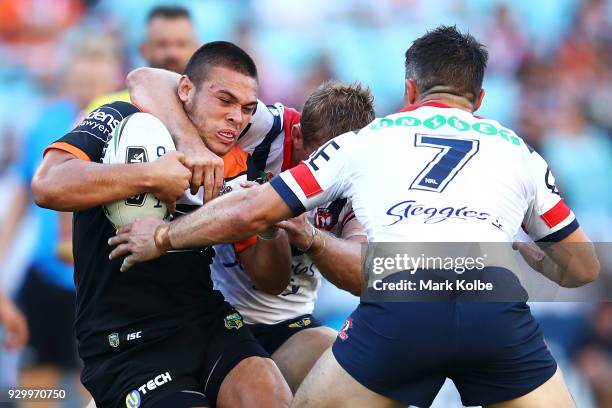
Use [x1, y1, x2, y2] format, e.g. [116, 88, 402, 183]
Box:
[148, 151, 191, 213]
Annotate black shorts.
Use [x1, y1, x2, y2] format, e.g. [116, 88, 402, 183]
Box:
[82, 303, 268, 408]
[17, 266, 79, 369]
[247, 314, 322, 355]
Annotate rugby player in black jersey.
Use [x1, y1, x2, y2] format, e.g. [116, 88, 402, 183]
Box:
[31, 42, 291, 408]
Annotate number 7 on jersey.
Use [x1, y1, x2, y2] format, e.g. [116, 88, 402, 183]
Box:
[410, 134, 479, 193]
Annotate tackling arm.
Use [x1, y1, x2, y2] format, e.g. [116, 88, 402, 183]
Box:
[277, 215, 366, 296]
[109, 132, 353, 271]
[238, 232, 293, 295]
[165, 183, 293, 249]
[305, 221, 366, 296]
[516, 228, 599, 288]
[109, 184, 295, 272]
[538, 228, 599, 287]
[126, 68, 194, 141]
[521, 150, 600, 288]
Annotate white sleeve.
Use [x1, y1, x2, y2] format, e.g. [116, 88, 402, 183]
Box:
[336, 200, 366, 240]
[236, 100, 278, 154]
[269, 131, 354, 215]
[523, 149, 579, 242]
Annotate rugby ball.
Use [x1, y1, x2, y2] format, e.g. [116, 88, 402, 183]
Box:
[102, 112, 176, 229]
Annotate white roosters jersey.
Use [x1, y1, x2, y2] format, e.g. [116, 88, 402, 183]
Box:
[212, 198, 356, 325]
[237, 100, 301, 176]
[270, 102, 578, 245]
[212, 100, 340, 325]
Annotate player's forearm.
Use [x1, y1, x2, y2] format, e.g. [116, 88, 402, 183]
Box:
[126, 68, 201, 151]
[168, 184, 293, 249]
[539, 236, 600, 288]
[240, 233, 292, 295]
[522, 229, 600, 288]
[309, 233, 365, 296]
[32, 155, 156, 212]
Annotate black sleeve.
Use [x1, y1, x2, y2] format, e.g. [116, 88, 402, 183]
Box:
[47, 101, 139, 162]
[246, 153, 261, 182]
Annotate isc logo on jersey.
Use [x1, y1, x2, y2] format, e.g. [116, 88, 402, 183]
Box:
[125, 372, 172, 407]
[102, 113, 175, 229]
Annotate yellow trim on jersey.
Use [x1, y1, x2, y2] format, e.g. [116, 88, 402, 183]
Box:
[85, 89, 131, 114]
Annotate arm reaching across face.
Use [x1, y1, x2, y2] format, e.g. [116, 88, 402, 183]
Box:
[127, 67, 224, 201]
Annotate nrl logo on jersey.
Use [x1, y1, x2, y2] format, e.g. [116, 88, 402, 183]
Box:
[218, 181, 233, 196]
[255, 171, 273, 184]
[108, 332, 120, 348]
[224, 312, 244, 330]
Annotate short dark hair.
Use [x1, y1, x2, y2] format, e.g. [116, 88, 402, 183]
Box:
[183, 41, 258, 86]
[147, 5, 191, 23]
[301, 81, 375, 148]
[405, 25, 488, 103]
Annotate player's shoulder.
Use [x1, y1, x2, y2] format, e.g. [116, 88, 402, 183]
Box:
[76, 100, 139, 135]
[86, 100, 139, 118]
[370, 105, 530, 150]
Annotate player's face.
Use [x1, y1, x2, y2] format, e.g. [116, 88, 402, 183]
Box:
[182, 66, 258, 156]
[141, 17, 198, 73]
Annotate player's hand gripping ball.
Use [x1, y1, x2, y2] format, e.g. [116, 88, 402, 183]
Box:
[102, 112, 176, 229]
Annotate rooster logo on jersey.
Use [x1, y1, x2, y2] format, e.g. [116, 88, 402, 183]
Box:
[315, 208, 333, 230]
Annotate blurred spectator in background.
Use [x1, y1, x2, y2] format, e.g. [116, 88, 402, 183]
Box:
[484, 4, 527, 75]
[85, 4, 199, 111]
[0, 291, 28, 351]
[0, 0, 83, 43]
[141, 5, 198, 73]
[0, 0, 85, 91]
[576, 303, 612, 407]
[0, 39, 121, 406]
[540, 100, 612, 243]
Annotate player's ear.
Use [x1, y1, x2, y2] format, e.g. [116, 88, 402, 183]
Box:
[177, 75, 194, 103]
[291, 123, 303, 146]
[474, 88, 485, 112]
[291, 123, 305, 163]
[404, 79, 418, 106]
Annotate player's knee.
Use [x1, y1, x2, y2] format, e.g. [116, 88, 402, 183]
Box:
[315, 326, 337, 342]
[219, 357, 291, 408]
[238, 358, 291, 408]
[300, 326, 337, 350]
